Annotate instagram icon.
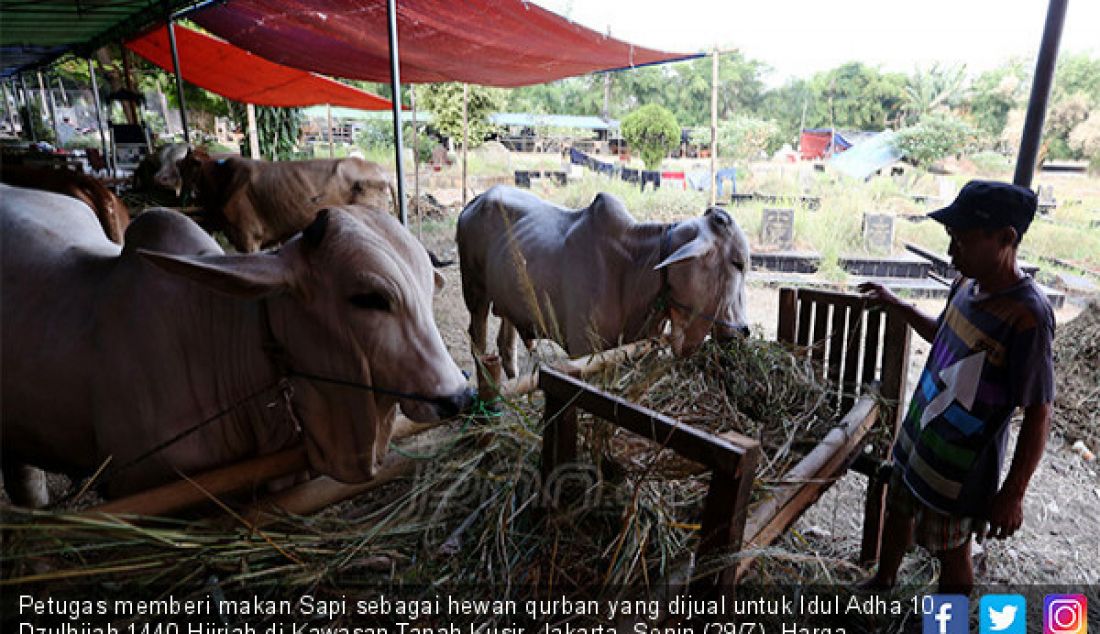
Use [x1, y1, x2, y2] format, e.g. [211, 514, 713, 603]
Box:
[1045, 594, 1088, 634]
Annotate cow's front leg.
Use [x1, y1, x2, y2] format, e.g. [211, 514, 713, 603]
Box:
[497, 317, 518, 379]
[467, 302, 489, 372]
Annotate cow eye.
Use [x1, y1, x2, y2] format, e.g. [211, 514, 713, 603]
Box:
[349, 292, 391, 312]
[731, 260, 745, 272]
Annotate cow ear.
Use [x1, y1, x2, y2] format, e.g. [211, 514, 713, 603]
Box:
[655, 236, 713, 270]
[302, 208, 331, 247]
[139, 250, 289, 298]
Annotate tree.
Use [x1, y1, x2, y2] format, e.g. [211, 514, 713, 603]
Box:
[692, 116, 783, 163]
[418, 83, 505, 148]
[967, 59, 1030, 142]
[901, 63, 968, 125]
[806, 62, 907, 131]
[621, 104, 680, 169]
[1068, 114, 1100, 172]
[1045, 93, 1091, 160]
[894, 113, 976, 167]
[228, 103, 303, 160]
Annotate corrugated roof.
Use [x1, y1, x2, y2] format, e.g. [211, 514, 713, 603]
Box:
[0, 0, 202, 77]
[490, 113, 618, 130]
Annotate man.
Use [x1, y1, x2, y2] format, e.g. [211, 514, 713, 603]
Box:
[859, 180, 1055, 594]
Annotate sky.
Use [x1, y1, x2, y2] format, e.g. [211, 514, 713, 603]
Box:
[533, 0, 1099, 85]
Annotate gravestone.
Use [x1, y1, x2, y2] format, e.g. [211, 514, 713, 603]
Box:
[1038, 184, 1057, 214]
[760, 208, 795, 250]
[863, 212, 895, 254]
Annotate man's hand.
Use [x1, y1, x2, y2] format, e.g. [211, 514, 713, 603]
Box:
[858, 281, 938, 342]
[858, 281, 903, 308]
[984, 485, 1025, 540]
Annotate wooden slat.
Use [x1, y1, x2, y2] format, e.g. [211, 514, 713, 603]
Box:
[737, 397, 880, 579]
[827, 302, 847, 391]
[539, 368, 754, 469]
[796, 293, 813, 347]
[695, 439, 760, 594]
[861, 309, 883, 388]
[777, 288, 797, 344]
[842, 307, 863, 411]
[87, 447, 309, 517]
[880, 307, 912, 431]
[811, 302, 829, 372]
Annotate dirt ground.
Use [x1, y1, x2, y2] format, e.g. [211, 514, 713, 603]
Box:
[419, 212, 1099, 587]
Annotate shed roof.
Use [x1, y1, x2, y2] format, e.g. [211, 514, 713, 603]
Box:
[126, 24, 393, 110]
[0, 0, 200, 77]
[193, 0, 699, 87]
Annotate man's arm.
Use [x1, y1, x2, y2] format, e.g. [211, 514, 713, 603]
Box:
[986, 402, 1052, 540]
[857, 282, 938, 343]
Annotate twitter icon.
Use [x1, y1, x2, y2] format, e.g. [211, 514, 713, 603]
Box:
[981, 594, 1027, 634]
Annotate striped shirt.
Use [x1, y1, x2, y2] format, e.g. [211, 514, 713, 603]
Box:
[893, 276, 1055, 517]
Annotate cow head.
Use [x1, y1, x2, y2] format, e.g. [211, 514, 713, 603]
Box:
[152, 143, 190, 194]
[139, 207, 472, 483]
[174, 147, 212, 200]
[655, 207, 751, 356]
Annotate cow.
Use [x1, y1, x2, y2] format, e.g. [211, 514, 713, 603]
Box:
[130, 142, 190, 194]
[457, 186, 751, 378]
[1, 184, 473, 506]
[0, 163, 130, 243]
[177, 148, 400, 253]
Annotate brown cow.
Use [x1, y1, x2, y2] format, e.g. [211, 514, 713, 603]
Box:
[0, 163, 130, 243]
[177, 149, 399, 252]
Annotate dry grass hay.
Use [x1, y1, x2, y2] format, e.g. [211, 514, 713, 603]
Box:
[1053, 300, 1100, 451]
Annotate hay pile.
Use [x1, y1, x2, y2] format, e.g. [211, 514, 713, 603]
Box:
[1053, 301, 1100, 451]
[2, 338, 853, 609]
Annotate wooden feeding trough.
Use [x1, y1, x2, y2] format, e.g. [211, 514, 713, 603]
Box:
[538, 287, 911, 591]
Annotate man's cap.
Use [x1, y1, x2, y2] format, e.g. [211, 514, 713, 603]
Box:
[929, 180, 1037, 237]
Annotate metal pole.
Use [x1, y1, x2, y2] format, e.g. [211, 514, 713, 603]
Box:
[710, 47, 718, 206]
[386, 0, 408, 226]
[462, 83, 469, 206]
[165, 15, 191, 144]
[19, 74, 36, 142]
[88, 58, 109, 166]
[1014, 0, 1068, 188]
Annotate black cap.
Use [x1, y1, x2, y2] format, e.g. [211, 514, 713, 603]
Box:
[929, 180, 1038, 237]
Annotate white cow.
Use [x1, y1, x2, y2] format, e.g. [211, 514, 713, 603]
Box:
[457, 186, 751, 377]
[1, 184, 472, 505]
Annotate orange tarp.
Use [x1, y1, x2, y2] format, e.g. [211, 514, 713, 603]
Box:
[126, 25, 393, 110]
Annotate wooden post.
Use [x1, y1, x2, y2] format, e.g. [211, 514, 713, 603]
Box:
[38, 72, 60, 145]
[326, 103, 334, 158]
[411, 84, 421, 239]
[1014, 0, 1068, 188]
[165, 17, 190, 144]
[2, 82, 17, 135]
[246, 103, 260, 159]
[710, 46, 719, 206]
[462, 83, 469, 206]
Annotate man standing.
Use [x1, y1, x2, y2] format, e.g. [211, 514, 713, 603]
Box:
[859, 180, 1055, 594]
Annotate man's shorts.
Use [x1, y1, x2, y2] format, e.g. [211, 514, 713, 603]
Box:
[886, 465, 972, 553]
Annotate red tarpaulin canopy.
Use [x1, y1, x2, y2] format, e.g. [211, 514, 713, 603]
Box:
[192, 0, 700, 88]
[126, 24, 393, 110]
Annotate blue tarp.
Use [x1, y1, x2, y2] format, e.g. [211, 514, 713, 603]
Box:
[828, 131, 903, 181]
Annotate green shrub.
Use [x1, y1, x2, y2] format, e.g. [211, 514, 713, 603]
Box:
[894, 114, 977, 167]
[621, 104, 680, 170]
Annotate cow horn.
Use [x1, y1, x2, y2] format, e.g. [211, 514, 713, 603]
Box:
[303, 208, 331, 246]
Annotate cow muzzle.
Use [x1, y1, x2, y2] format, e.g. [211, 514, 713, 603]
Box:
[432, 387, 477, 418]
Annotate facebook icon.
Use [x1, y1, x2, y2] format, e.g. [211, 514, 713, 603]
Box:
[924, 594, 970, 634]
